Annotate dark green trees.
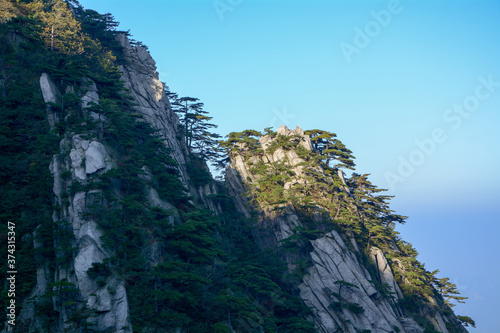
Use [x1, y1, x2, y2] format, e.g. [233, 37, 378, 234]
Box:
[170, 95, 223, 164]
[432, 274, 468, 307]
[220, 126, 471, 331]
[305, 129, 355, 171]
[349, 173, 407, 247]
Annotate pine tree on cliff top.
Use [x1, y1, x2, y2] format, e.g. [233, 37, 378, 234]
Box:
[305, 129, 355, 171]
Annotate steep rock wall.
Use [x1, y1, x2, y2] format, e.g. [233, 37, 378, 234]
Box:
[117, 34, 221, 214]
[17, 73, 133, 333]
[21, 34, 223, 332]
[117, 34, 189, 185]
[226, 125, 463, 333]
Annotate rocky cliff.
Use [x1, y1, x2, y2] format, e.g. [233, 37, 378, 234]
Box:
[1, 2, 469, 332]
[15, 41, 467, 333]
[15, 33, 221, 332]
[225, 126, 468, 333]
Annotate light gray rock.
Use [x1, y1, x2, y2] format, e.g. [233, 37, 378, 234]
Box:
[231, 154, 254, 183]
[138, 165, 154, 183]
[40, 72, 61, 104]
[197, 182, 222, 215]
[81, 78, 99, 109]
[39, 73, 61, 129]
[73, 135, 90, 150]
[427, 312, 450, 333]
[276, 124, 290, 135]
[117, 34, 220, 214]
[146, 186, 179, 224]
[225, 166, 251, 218]
[50, 155, 64, 200]
[70, 148, 86, 180]
[70, 135, 92, 179]
[85, 141, 107, 174]
[117, 34, 191, 188]
[370, 247, 404, 299]
[299, 232, 405, 332]
[399, 318, 425, 333]
[74, 225, 107, 299]
[81, 77, 106, 124]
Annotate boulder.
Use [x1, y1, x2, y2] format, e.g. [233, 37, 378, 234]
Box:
[85, 141, 107, 174]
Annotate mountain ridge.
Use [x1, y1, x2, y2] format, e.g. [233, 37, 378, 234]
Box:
[0, 1, 472, 332]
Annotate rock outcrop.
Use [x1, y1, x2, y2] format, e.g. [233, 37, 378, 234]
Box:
[117, 34, 189, 186]
[32, 73, 133, 332]
[39, 73, 61, 130]
[19, 30, 465, 333]
[117, 34, 221, 213]
[226, 125, 466, 333]
[21, 33, 225, 332]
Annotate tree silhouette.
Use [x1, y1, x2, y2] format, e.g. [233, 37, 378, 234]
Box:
[305, 129, 355, 171]
[171, 95, 223, 164]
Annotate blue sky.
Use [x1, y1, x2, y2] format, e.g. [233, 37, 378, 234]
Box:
[79, 1, 500, 331]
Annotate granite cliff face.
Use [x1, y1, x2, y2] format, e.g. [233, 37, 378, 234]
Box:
[225, 126, 467, 333]
[13, 30, 466, 333]
[17, 34, 221, 332]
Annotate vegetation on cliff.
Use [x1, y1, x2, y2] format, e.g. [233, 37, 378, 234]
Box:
[0, 0, 473, 332]
[1, 1, 315, 331]
[219, 127, 473, 331]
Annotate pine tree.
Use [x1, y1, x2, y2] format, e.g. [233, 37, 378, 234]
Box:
[31, 0, 84, 54]
[171, 95, 224, 164]
[0, 0, 20, 23]
[349, 173, 407, 246]
[305, 129, 355, 171]
[433, 275, 468, 307]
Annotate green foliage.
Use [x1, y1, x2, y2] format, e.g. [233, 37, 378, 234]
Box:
[86, 261, 111, 285]
[186, 154, 213, 187]
[305, 129, 355, 170]
[325, 280, 365, 315]
[249, 160, 296, 206]
[170, 95, 224, 165]
[432, 272, 468, 307]
[265, 133, 303, 154]
[347, 302, 364, 314]
[123, 204, 316, 332]
[74, 6, 125, 61]
[0, 9, 60, 321]
[457, 315, 475, 328]
[219, 129, 262, 159]
[329, 301, 343, 311]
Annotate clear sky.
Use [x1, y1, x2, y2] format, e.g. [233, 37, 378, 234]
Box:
[78, 0, 500, 331]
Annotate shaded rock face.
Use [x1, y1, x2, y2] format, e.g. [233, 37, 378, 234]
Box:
[32, 72, 134, 333]
[117, 34, 221, 213]
[25, 35, 223, 332]
[39, 73, 61, 129]
[370, 247, 404, 300]
[299, 234, 421, 333]
[225, 125, 440, 333]
[117, 34, 189, 186]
